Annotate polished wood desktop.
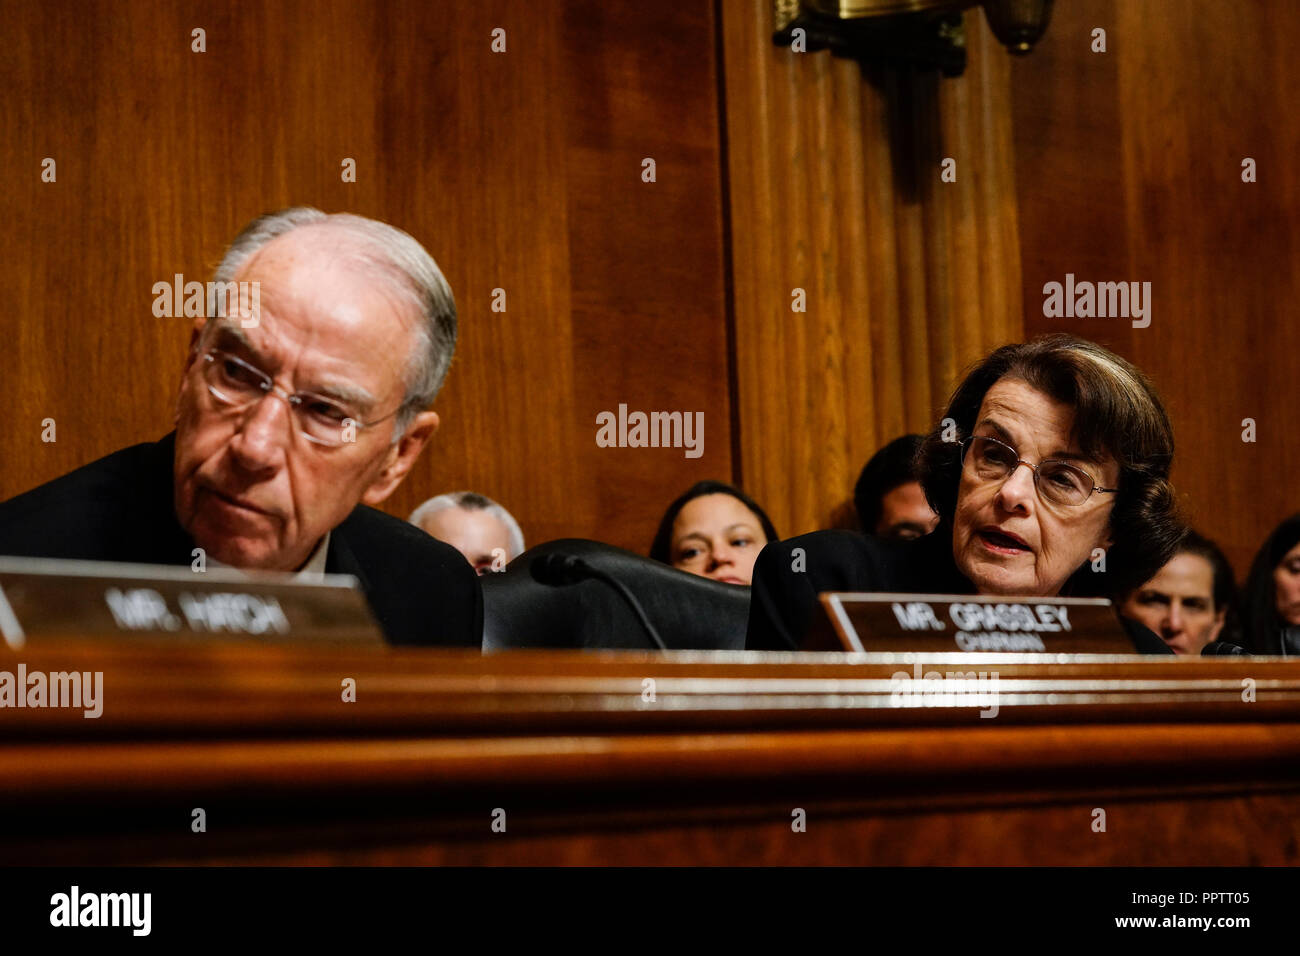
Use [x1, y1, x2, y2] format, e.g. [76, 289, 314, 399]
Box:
[3, 640, 1300, 865]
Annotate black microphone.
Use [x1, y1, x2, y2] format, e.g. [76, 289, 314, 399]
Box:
[1201, 640, 1250, 657]
[531, 552, 669, 651]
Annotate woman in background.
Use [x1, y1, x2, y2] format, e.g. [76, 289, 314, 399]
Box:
[1241, 514, 1300, 656]
[650, 480, 778, 587]
[1119, 530, 1238, 655]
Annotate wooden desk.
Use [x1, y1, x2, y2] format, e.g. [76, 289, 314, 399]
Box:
[3, 641, 1299, 864]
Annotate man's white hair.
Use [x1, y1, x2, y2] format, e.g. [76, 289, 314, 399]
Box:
[209, 206, 457, 437]
[410, 492, 526, 560]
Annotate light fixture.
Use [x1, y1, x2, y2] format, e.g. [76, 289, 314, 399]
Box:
[773, 0, 1054, 75]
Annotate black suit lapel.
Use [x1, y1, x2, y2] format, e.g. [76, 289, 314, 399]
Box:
[325, 517, 372, 594]
[143, 432, 201, 567]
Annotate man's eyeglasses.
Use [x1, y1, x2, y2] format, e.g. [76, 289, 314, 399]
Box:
[200, 349, 398, 447]
[960, 435, 1118, 508]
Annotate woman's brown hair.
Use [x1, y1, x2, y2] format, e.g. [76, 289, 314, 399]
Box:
[916, 334, 1183, 597]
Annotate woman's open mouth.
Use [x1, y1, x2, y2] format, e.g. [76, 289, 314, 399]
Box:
[977, 527, 1032, 555]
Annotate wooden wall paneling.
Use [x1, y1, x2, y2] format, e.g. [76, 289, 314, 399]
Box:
[558, 0, 732, 553]
[860, 66, 913, 449]
[5, 642, 1300, 865]
[404, 0, 582, 549]
[1013, 0, 1300, 577]
[890, 67, 940, 437]
[721, 0, 1024, 537]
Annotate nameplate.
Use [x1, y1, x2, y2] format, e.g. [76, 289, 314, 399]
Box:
[813, 592, 1135, 654]
[0, 557, 384, 648]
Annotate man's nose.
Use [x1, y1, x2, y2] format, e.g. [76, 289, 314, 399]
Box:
[228, 393, 289, 471]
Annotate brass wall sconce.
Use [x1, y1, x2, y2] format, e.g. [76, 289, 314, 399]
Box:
[773, 0, 1054, 76]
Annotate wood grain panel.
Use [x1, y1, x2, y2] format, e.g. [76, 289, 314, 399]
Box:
[721, 0, 1024, 537]
[1013, 0, 1300, 577]
[17, 786, 1300, 866]
[0, 0, 730, 554]
[4, 642, 1300, 865]
[8, 723, 1300, 800]
[5, 640, 1299, 737]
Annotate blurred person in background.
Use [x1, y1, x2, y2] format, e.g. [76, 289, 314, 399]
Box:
[1119, 530, 1236, 655]
[411, 491, 525, 575]
[852, 434, 939, 541]
[1241, 514, 1300, 656]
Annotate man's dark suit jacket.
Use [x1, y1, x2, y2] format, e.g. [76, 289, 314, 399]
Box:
[746, 528, 1172, 654]
[0, 433, 482, 648]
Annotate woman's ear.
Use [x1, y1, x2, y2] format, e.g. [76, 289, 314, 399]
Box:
[1095, 523, 1115, 563]
[1099, 516, 1116, 553]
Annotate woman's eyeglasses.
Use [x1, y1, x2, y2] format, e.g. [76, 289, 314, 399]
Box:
[960, 435, 1117, 508]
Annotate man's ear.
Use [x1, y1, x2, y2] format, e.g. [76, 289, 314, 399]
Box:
[185, 317, 207, 364]
[361, 411, 440, 506]
[174, 318, 209, 425]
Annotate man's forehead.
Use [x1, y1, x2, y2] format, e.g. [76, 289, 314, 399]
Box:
[240, 223, 372, 269]
[214, 240, 417, 380]
[431, 509, 511, 547]
[209, 316, 335, 365]
[883, 480, 928, 503]
[432, 507, 506, 531]
[235, 228, 419, 331]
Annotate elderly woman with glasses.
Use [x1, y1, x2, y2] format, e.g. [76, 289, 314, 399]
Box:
[746, 334, 1185, 650]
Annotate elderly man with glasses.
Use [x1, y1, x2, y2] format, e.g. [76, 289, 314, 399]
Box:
[0, 207, 481, 647]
